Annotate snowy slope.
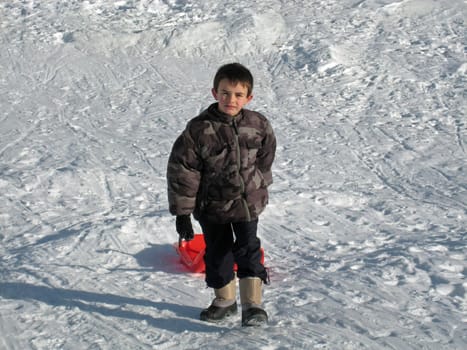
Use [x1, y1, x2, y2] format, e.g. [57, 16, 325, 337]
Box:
[0, 0, 466, 349]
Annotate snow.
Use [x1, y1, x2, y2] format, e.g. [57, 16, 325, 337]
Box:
[0, 0, 466, 349]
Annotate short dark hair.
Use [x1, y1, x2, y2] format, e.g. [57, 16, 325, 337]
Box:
[213, 63, 254, 96]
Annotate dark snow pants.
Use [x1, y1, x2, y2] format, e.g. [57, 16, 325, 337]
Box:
[198, 218, 268, 289]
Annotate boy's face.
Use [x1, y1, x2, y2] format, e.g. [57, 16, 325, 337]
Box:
[212, 79, 253, 117]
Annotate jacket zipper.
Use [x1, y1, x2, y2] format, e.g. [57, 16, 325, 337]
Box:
[232, 118, 251, 221]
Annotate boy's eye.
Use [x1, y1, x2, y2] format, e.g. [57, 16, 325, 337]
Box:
[220, 91, 245, 98]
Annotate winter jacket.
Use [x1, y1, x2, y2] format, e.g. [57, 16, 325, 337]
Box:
[167, 103, 276, 223]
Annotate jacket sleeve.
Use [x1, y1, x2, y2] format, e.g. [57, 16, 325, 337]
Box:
[167, 125, 202, 216]
[257, 119, 276, 186]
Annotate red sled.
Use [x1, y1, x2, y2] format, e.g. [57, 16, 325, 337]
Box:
[174, 233, 264, 273]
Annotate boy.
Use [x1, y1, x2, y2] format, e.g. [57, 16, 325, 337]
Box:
[167, 63, 276, 326]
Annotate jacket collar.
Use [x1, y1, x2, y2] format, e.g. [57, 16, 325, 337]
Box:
[208, 103, 244, 124]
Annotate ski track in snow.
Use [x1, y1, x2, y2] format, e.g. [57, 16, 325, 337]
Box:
[0, 0, 466, 349]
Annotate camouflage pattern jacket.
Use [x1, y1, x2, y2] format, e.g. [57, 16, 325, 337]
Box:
[167, 103, 276, 223]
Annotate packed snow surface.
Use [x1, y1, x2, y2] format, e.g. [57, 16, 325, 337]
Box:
[0, 0, 466, 349]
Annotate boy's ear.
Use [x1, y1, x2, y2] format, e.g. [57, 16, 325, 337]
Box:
[247, 94, 253, 102]
[211, 88, 218, 100]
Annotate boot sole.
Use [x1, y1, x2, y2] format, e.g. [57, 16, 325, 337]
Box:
[242, 315, 268, 327]
[200, 303, 238, 323]
[242, 308, 268, 327]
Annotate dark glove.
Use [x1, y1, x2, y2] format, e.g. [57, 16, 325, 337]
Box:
[176, 215, 194, 242]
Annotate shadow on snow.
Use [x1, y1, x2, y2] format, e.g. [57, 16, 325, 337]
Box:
[0, 282, 221, 333]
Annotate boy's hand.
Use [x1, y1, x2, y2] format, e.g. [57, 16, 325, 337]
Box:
[176, 215, 194, 241]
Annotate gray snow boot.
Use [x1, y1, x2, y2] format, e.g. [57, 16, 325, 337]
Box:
[239, 277, 268, 327]
[200, 279, 237, 322]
